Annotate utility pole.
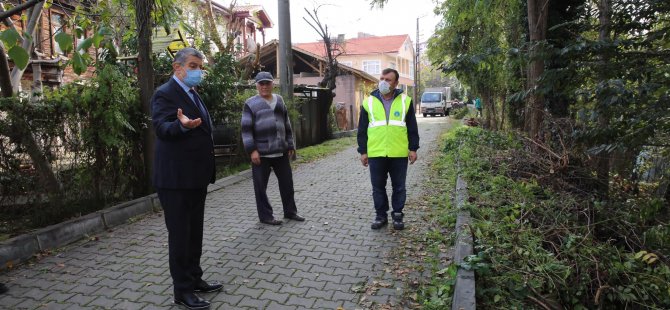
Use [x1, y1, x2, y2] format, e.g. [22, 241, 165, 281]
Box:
[278, 0, 294, 100]
[414, 17, 420, 113]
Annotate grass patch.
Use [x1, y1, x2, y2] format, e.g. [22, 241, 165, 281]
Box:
[215, 162, 251, 180]
[293, 136, 357, 164]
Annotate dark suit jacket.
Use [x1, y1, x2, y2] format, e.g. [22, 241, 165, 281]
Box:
[151, 78, 216, 189]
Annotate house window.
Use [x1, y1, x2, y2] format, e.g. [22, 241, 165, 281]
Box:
[362, 60, 380, 75]
[339, 61, 353, 67]
[51, 13, 65, 55]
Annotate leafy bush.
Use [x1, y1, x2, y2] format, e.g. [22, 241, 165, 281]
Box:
[199, 52, 242, 125]
[426, 126, 670, 309]
[450, 106, 470, 119]
[0, 64, 144, 234]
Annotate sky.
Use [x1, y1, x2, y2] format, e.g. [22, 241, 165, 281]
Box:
[222, 0, 443, 44]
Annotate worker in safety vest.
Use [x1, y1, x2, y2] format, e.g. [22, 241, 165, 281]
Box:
[357, 68, 420, 230]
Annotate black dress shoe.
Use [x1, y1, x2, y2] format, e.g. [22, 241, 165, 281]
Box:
[284, 214, 305, 221]
[371, 217, 388, 230]
[194, 280, 223, 293]
[174, 292, 210, 310]
[260, 218, 283, 225]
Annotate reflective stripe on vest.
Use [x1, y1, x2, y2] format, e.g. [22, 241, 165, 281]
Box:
[364, 93, 411, 157]
[368, 94, 408, 128]
[367, 96, 386, 127]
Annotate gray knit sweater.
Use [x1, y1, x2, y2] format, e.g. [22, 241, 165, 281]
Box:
[241, 94, 295, 155]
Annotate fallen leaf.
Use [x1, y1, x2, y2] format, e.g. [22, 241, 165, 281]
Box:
[378, 282, 392, 288]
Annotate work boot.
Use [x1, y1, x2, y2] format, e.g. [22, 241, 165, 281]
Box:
[370, 216, 388, 230]
[391, 212, 405, 230]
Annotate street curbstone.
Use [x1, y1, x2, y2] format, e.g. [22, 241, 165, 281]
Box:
[35, 212, 105, 251]
[452, 175, 476, 309]
[0, 234, 39, 268]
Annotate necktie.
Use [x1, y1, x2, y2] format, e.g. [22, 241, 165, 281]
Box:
[189, 89, 211, 127]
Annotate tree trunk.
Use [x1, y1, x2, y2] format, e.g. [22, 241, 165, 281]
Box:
[0, 43, 12, 97]
[524, 0, 548, 137]
[596, 0, 612, 196]
[8, 113, 62, 196]
[483, 91, 497, 130]
[135, 0, 155, 193]
[499, 93, 506, 130]
[9, 1, 44, 93]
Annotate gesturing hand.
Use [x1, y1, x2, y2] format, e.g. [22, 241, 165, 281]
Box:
[177, 108, 202, 129]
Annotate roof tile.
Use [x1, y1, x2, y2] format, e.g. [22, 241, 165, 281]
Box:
[295, 34, 410, 57]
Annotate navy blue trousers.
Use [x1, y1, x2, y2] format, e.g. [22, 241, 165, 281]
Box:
[157, 187, 207, 294]
[368, 157, 408, 218]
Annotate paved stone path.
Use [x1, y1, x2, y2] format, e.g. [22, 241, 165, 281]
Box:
[0, 116, 451, 310]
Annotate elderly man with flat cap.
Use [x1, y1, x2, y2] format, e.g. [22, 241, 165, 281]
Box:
[241, 72, 305, 225]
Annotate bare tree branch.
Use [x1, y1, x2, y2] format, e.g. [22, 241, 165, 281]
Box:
[0, 0, 40, 20]
[302, 5, 342, 90]
[0, 2, 19, 33]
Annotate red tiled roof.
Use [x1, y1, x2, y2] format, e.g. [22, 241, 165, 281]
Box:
[295, 34, 410, 57]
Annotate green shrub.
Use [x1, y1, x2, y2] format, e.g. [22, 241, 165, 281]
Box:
[422, 126, 670, 309]
[450, 106, 470, 119]
[0, 64, 145, 234]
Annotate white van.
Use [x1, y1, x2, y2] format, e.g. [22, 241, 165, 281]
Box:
[420, 87, 451, 117]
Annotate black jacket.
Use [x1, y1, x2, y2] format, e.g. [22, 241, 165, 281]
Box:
[151, 78, 216, 189]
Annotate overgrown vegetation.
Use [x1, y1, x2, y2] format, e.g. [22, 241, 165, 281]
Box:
[0, 64, 144, 236]
[424, 126, 670, 309]
[293, 136, 356, 164]
[449, 106, 471, 120]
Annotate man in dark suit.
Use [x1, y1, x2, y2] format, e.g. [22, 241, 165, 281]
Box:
[151, 47, 222, 310]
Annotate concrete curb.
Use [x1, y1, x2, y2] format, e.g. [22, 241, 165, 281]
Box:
[452, 175, 476, 309]
[0, 169, 253, 270]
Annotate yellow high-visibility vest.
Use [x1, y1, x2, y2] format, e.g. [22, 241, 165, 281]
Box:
[362, 94, 411, 157]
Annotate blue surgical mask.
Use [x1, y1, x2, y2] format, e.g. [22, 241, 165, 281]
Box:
[378, 80, 391, 95]
[182, 69, 203, 88]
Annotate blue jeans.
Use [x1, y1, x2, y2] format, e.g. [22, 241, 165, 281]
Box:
[368, 157, 408, 218]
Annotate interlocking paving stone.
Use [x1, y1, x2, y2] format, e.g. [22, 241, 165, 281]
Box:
[115, 288, 146, 302]
[237, 296, 269, 309]
[67, 293, 97, 306]
[285, 295, 317, 308]
[0, 116, 449, 309]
